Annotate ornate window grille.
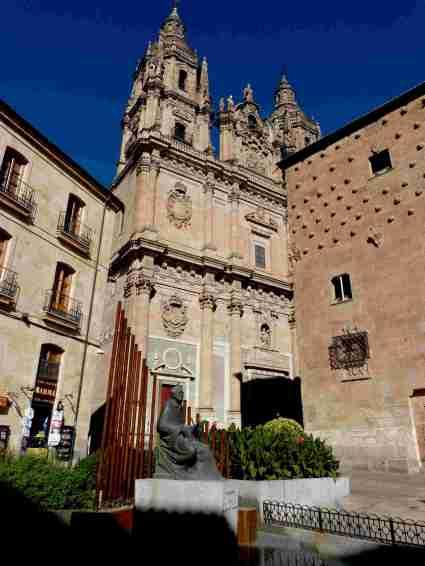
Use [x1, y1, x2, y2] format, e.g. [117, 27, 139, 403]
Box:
[329, 329, 369, 370]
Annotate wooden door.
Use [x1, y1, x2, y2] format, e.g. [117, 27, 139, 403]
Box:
[52, 264, 73, 311]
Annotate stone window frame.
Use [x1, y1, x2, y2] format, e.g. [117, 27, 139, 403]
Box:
[251, 232, 270, 272]
[369, 148, 393, 177]
[330, 273, 353, 305]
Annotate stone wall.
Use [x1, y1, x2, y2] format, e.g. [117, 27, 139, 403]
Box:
[285, 90, 425, 472]
[0, 105, 119, 457]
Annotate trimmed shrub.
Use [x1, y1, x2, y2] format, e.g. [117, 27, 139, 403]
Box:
[0, 453, 97, 510]
[263, 417, 304, 437]
[228, 424, 339, 481]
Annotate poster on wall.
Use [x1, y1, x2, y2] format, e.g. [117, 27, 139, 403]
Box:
[56, 426, 75, 462]
[48, 405, 64, 447]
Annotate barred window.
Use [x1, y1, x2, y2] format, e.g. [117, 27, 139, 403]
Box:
[369, 149, 392, 175]
[332, 273, 352, 302]
[329, 331, 369, 370]
[174, 122, 186, 142]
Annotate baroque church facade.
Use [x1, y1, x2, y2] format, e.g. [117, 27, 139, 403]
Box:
[102, 4, 319, 428]
[2, 3, 424, 473]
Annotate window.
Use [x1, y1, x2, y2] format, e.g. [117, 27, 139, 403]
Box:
[369, 149, 392, 175]
[51, 262, 75, 312]
[174, 122, 186, 142]
[0, 147, 28, 194]
[0, 228, 11, 267]
[178, 70, 188, 91]
[331, 273, 352, 302]
[305, 137, 311, 146]
[254, 243, 266, 269]
[248, 114, 257, 130]
[64, 194, 85, 236]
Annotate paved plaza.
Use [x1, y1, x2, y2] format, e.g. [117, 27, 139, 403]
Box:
[340, 469, 425, 521]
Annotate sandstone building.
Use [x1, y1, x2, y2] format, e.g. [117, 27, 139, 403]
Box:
[283, 82, 425, 473]
[100, 5, 318, 431]
[1, 4, 424, 474]
[0, 99, 122, 457]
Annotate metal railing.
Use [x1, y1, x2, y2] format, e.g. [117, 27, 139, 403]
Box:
[43, 290, 83, 327]
[57, 212, 93, 252]
[263, 501, 425, 548]
[0, 266, 18, 300]
[0, 178, 37, 217]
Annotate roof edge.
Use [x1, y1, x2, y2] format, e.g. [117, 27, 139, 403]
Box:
[0, 99, 123, 212]
[281, 80, 425, 168]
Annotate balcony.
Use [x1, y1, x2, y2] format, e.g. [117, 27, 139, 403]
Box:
[0, 178, 37, 221]
[0, 266, 19, 309]
[43, 291, 83, 331]
[57, 212, 93, 256]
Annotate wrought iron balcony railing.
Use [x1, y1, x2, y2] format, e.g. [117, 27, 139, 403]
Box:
[0, 178, 37, 219]
[43, 290, 83, 328]
[57, 212, 93, 254]
[0, 266, 19, 302]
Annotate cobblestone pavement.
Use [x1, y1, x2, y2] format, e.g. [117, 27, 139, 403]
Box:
[339, 469, 425, 521]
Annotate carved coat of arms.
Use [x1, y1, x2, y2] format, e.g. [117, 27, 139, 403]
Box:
[167, 183, 192, 229]
[161, 295, 188, 337]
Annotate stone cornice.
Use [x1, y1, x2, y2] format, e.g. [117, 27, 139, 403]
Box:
[112, 131, 287, 210]
[109, 237, 292, 296]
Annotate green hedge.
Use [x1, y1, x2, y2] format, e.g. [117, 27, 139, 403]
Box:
[228, 424, 339, 481]
[0, 453, 97, 510]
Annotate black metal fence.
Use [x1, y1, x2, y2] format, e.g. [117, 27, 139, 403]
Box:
[263, 501, 425, 548]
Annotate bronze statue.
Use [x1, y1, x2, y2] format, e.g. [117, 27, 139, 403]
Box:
[154, 385, 223, 481]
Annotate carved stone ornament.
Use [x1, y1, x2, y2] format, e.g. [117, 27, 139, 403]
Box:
[167, 182, 192, 229]
[199, 291, 217, 311]
[161, 294, 188, 337]
[245, 206, 278, 231]
[367, 226, 383, 248]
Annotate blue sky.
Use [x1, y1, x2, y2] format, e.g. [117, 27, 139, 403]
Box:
[1, 1, 424, 185]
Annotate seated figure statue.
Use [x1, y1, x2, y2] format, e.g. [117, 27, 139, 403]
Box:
[154, 385, 223, 481]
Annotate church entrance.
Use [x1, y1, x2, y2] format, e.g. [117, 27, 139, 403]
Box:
[241, 376, 303, 428]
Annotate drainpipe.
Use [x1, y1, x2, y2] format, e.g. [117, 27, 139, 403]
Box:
[73, 195, 111, 458]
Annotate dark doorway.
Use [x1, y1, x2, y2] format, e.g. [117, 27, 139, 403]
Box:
[241, 376, 303, 428]
[88, 404, 105, 455]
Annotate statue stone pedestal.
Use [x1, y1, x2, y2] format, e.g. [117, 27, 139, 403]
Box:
[135, 479, 239, 533]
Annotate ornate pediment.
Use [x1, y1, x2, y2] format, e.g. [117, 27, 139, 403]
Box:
[245, 207, 278, 232]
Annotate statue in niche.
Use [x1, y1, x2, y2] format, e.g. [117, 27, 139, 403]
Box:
[260, 323, 272, 348]
[155, 385, 223, 481]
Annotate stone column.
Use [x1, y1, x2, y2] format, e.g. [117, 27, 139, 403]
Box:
[133, 152, 160, 238]
[198, 288, 216, 419]
[134, 258, 156, 359]
[227, 289, 243, 425]
[202, 180, 217, 253]
[227, 187, 243, 262]
[117, 114, 130, 175]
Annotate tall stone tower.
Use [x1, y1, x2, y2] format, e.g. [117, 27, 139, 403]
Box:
[105, 4, 316, 427]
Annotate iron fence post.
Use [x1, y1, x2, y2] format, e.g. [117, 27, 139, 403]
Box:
[389, 518, 396, 545]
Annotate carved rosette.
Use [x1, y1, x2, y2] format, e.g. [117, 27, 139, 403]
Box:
[199, 291, 217, 311]
[167, 182, 192, 229]
[161, 294, 189, 337]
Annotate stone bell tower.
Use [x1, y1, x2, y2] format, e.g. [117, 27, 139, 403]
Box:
[106, 3, 296, 429]
[268, 73, 321, 157]
[117, 3, 212, 179]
